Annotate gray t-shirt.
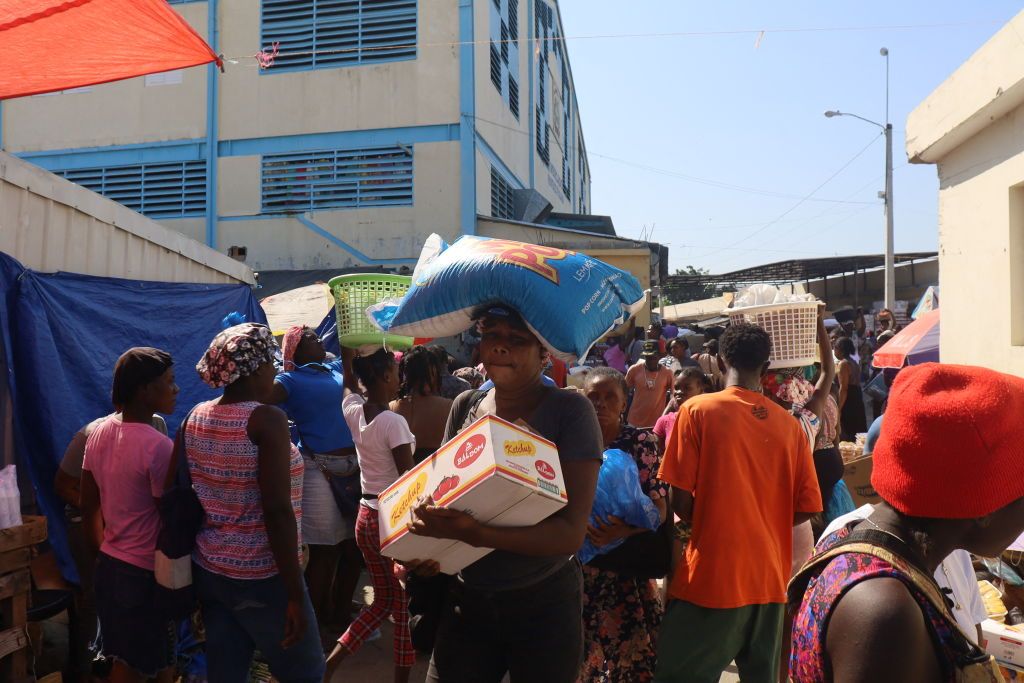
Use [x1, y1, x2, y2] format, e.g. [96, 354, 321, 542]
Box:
[444, 386, 602, 591]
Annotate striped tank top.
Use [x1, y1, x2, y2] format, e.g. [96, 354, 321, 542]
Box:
[185, 400, 303, 580]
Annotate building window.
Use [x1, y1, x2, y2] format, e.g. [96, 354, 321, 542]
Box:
[490, 167, 516, 220]
[490, 42, 502, 90]
[489, 0, 520, 119]
[561, 65, 571, 198]
[578, 134, 587, 213]
[260, 0, 417, 72]
[509, 77, 519, 118]
[535, 0, 552, 164]
[261, 145, 413, 213]
[56, 161, 207, 219]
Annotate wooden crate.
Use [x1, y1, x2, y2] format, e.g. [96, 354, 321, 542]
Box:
[0, 515, 47, 683]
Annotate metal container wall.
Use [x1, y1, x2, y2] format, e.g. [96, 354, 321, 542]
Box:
[0, 151, 253, 285]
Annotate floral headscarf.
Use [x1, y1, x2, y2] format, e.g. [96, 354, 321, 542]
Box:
[197, 323, 278, 388]
[762, 367, 814, 405]
[280, 325, 306, 372]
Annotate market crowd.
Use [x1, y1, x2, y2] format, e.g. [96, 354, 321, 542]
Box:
[55, 302, 1024, 683]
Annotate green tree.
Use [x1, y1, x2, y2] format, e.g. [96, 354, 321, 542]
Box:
[665, 265, 717, 304]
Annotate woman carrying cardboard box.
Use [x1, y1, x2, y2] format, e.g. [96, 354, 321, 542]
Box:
[408, 304, 603, 683]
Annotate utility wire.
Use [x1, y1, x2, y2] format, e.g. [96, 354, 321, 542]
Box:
[690, 132, 883, 260]
[471, 114, 878, 206]
[229, 19, 1004, 66]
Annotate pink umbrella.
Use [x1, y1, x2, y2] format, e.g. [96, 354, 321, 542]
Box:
[872, 309, 940, 369]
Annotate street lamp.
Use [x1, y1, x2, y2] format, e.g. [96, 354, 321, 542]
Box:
[824, 47, 895, 311]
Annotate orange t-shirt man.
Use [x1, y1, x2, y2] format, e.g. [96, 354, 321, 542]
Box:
[659, 386, 821, 608]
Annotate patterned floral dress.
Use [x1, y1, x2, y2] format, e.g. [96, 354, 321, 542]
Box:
[790, 525, 973, 682]
[579, 425, 668, 683]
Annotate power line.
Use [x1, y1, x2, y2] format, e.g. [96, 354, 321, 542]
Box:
[690, 132, 883, 260]
[227, 19, 1004, 67]
[587, 152, 877, 204]
[471, 114, 879, 206]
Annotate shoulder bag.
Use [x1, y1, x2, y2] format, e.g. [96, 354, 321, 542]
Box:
[155, 407, 204, 617]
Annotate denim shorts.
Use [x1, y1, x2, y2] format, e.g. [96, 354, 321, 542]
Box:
[92, 552, 175, 677]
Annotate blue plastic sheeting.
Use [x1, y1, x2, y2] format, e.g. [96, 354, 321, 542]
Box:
[0, 252, 266, 583]
[316, 309, 340, 357]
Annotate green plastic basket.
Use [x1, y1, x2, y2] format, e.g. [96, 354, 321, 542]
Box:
[328, 274, 415, 350]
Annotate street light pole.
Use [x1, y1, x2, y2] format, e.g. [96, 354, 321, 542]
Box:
[883, 121, 895, 311]
[824, 47, 895, 311]
[881, 47, 895, 312]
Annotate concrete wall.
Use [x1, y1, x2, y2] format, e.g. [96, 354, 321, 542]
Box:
[217, 140, 460, 269]
[906, 10, 1024, 376]
[219, 0, 459, 140]
[1, 4, 209, 152]
[930, 105, 1024, 374]
[0, 0, 595, 272]
[801, 259, 937, 311]
[0, 151, 253, 284]
[474, 0, 590, 214]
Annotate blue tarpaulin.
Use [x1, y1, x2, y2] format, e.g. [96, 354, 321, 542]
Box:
[0, 252, 266, 582]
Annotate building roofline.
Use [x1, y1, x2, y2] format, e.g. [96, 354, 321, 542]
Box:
[906, 10, 1024, 164]
[1, 150, 255, 284]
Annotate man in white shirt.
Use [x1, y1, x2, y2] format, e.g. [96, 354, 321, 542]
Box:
[823, 504, 988, 644]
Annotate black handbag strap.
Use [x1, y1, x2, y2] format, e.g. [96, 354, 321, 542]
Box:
[448, 390, 488, 439]
[163, 407, 197, 494]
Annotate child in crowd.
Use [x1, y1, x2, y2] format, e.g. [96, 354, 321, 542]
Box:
[326, 349, 416, 683]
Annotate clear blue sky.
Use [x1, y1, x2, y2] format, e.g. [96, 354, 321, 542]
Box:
[557, 0, 1021, 274]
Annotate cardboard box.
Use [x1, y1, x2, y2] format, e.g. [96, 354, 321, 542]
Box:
[842, 455, 881, 507]
[983, 619, 1024, 667]
[377, 414, 567, 574]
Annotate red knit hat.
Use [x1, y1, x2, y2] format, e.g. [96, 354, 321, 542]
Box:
[871, 363, 1024, 519]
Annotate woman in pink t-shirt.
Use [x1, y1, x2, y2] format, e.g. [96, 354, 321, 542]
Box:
[81, 347, 178, 682]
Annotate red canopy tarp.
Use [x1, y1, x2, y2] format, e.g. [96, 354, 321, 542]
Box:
[872, 308, 940, 369]
[0, 0, 219, 100]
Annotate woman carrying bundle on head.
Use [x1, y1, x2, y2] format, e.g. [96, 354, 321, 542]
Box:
[408, 304, 603, 683]
[325, 348, 417, 683]
[265, 325, 362, 641]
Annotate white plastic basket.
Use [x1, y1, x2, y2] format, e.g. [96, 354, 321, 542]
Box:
[727, 301, 823, 369]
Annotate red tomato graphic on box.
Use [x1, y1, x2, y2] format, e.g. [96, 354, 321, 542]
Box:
[432, 475, 463, 501]
[535, 459, 556, 480]
[454, 435, 486, 469]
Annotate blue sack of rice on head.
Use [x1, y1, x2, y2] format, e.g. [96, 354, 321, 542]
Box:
[367, 234, 647, 362]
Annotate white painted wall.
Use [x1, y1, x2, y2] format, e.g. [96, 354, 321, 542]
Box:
[907, 10, 1024, 375]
